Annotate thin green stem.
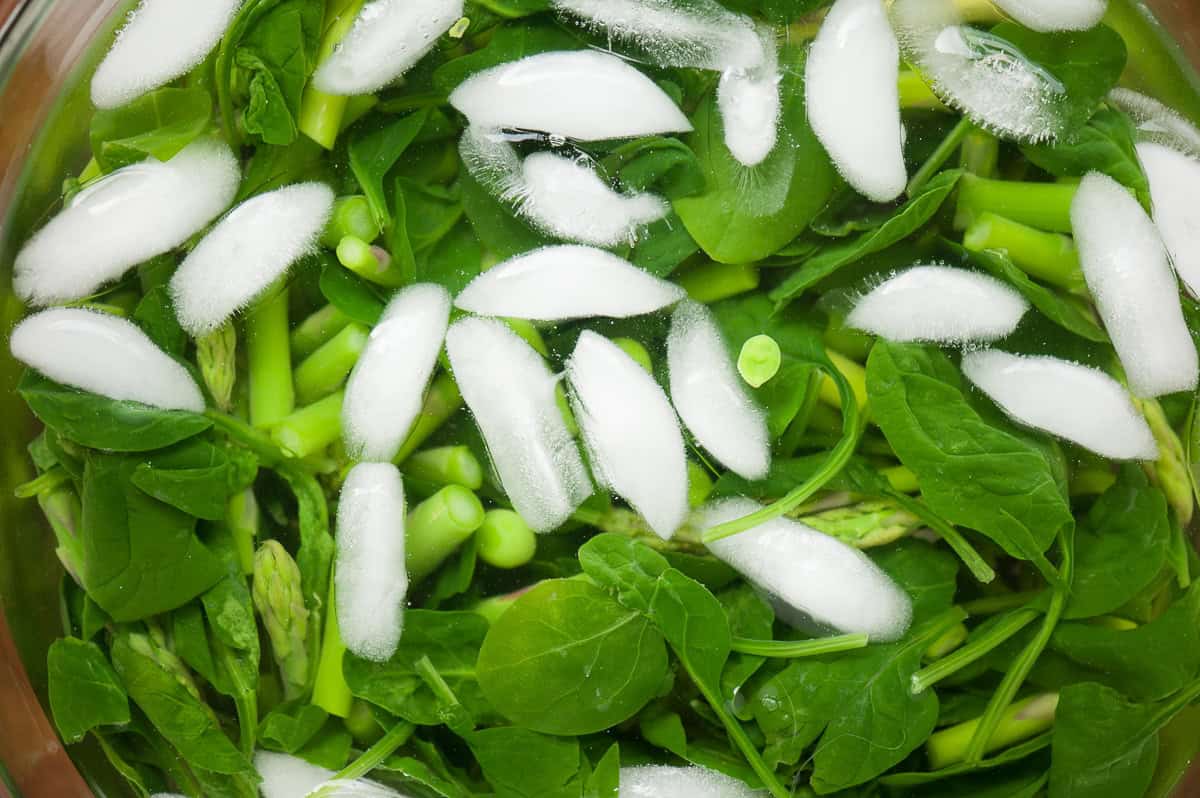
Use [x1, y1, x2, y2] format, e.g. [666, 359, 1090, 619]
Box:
[927, 694, 1058, 769]
[887, 490, 995, 584]
[320, 196, 381, 249]
[337, 237, 408, 287]
[909, 117, 973, 196]
[911, 607, 1040, 694]
[960, 129, 1000, 178]
[292, 304, 353, 362]
[730, 634, 869, 658]
[294, 322, 369, 405]
[393, 373, 463, 464]
[271, 391, 345, 459]
[247, 286, 296, 429]
[961, 590, 1044, 617]
[407, 486, 486, 583]
[298, 0, 367, 149]
[334, 720, 416, 782]
[954, 174, 1078, 233]
[964, 212, 1084, 291]
[674, 261, 760, 304]
[693, 675, 790, 798]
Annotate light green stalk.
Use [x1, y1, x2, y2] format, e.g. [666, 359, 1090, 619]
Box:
[299, 0, 368, 149]
[337, 237, 409, 287]
[688, 461, 715, 508]
[247, 286, 295, 429]
[960, 129, 1000, 178]
[393, 374, 463, 464]
[955, 174, 1078, 233]
[475, 509, 537, 570]
[294, 323, 369, 405]
[964, 212, 1084, 291]
[612, 337, 653, 374]
[312, 585, 353, 718]
[911, 608, 1040, 694]
[897, 71, 945, 110]
[320, 196, 381, 249]
[271, 391, 345, 459]
[253, 541, 311, 701]
[675, 261, 760, 304]
[404, 446, 485, 490]
[197, 322, 237, 411]
[292, 304, 353, 362]
[924, 622, 969, 660]
[818, 350, 869, 411]
[228, 489, 259, 577]
[1136, 397, 1194, 525]
[800, 500, 922, 548]
[407, 486, 486, 583]
[926, 693, 1059, 769]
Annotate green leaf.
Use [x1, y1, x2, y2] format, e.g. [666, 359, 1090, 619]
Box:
[431, 22, 582, 93]
[944, 240, 1108, 343]
[133, 285, 188, 357]
[476, 578, 669, 735]
[318, 257, 386, 324]
[599, 136, 707, 200]
[1049, 683, 1163, 798]
[674, 45, 837, 264]
[585, 744, 620, 798]
[47, 638, 130, 743]
[718, 583, 774, 700]
[1021, 108, 1149, 206]
[81, 455, 226, 622]
[345, 610, 492, 727]
[467, 727, 585, 798]
[258, 702, 328, 753]
[349, 111, 430, 229]
[415, 219, 485, 294]
[866, 342, 1072, 579]
[768, 169, 963, 306]
[19, 371, 212, 453]
[1066, 465, 1171, 619]
[130, 440, 254, 521]
[235, 0, 323, 146]
[110, 629, 254, 776]
[90, 88, 212, 172]
[459, 163, 551, 259]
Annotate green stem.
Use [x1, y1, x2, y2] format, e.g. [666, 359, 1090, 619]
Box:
[674, 261, 760, 304]
[298, 0, 368, 149]
[312, 580, 353, 718]
[954, 174, 1078, 233]
[882, 465, 919, 494]
[337, 237, 409, 287]
[963, 535, 1072, 763]
[14, 467, 70, 499]
[704, 368, 864, 544]
[963, 212, 1084, 291]
[612, 337, 654, 374]
[887, 490, 995, 584]
[960, 129, 1000, 178]
[393, 374, 463, 464]
[227, 489, 259, 577]
[407, 486, 486, 583]
[403, 446, 485, 490]
[693, 674, 790, 798]
[247, 286, 296, 429]
[927, 694, 1058, 769]
[961, 590, 1044, 617]
[334, 720, 416, 782]
[294, 323, 369, 405]
[818, 350, 868, 412]
[271, 391, 345, 459]
[730, 634, 869, 658]
[320, 196, 381, 249]
[911, 607, 1040, 694]
[292, 304, 353, 361]
[909, 117, 973, 196]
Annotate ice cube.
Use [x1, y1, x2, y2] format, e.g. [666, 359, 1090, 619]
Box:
[962, 350, 1157, 461]
[618, 765, 765, 798]
[455, 245, 684, 321]
[702, 498, 914, 641]
[170, 183, 334, 336]
[14, 139, 239, 307]
[1138, 142, 1200, 299]
[336, 463, 408, 662]
[1071, 172, 1198, 397]
[446, 317, 591, 533]
[10, 307, 204, 412]
[992, 0, 1108, 33]
[91, 0, 241, 108]
[313, 0, 465, 96]
[846, 265, 1029, 343]
[668, 301, 770, 480]
[449, 51, 692, 140]
[807, 0, 907, 202]
[1109, 88, 1200, 158]
[343, 284, 451, 462]
[567, 331, 688, 539]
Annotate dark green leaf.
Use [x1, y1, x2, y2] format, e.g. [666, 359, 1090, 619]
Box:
[459, 163, 551, 259]
[349, 111, 430, 228]
[432, 22, 582, 93]
[768, 169, 963, 305]
[866, 342, 1072, 578]
[20, 371, 212, 453]
[235, 0, 323, 146]
[130, 439, 253, 521]
[467, 727, 585, 798]
[1021, 108, 1149, 205]
[1049, 683, 1162, 798]
[90, 87, 212, 172]
[133, 286, 187, 357]
[674, 45, 837, 264]
[258, 702, 328, 753]
[476, 579, 669, 735]
[585, 743, 620, 798]
[47, 638, 130, 743]
[319, 257, 386, 324]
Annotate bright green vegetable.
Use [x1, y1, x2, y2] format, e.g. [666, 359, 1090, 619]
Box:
[407, 486, 486, 583]
[293, 322, 369, 404]
[475, 509, 537, 569]
[253, 541, 311, 700]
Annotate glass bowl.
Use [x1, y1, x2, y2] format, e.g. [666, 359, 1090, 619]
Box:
[0, 2, 1198, 796]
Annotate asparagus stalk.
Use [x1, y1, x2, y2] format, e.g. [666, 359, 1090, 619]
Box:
[247, 286, 296, 429]
[271, 391, 345, 458]
[291, 304, 353, 361]
[294, 323, 369, 404]
[955, 174, 1078, 233]
[407, 486, 487, 583]
[252, 541, 311, 701]
[964, 212, 1085, 291]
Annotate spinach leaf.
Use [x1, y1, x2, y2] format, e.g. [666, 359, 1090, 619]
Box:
[628, 215, 700, 277]
[345, 610, 492, 726]
[674, 45, 837, 264]
[943, 240, 1108, 343]
[416, 218, 485, 294]
[768, 169, 963, 306]
[349, 110, 430, 228]
[476, 578, 669, 735]
[130, 439, 256, 521]
[258, 702, 328, 753]
[991, 23, 1127, 139]
[585, 744, 620, 798]
[318, 256, 386, 324]
[20, 372, 212, 453]
[1050, 582, 1200, 702]
[432, 22, 582, 92]
[133, 286, 188, 357]
[467, 727, 586, 798]
[459, 164, 551, 259]
[750, 541, 961, 791]
[718, 583, 774, 700]
[1066, 465, 1171, 619]
[81, 455, 225, 621]
[1021, 108, 1149, 206]
[47, 638, 130, 743]
[234, 0, 323, 146]
[599, 136, 706, 200]
[90, 87, 212, 172]
[866, 342, 1073, 580]
[109, 628, 254, 776]
[203, 527, 262, 749]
